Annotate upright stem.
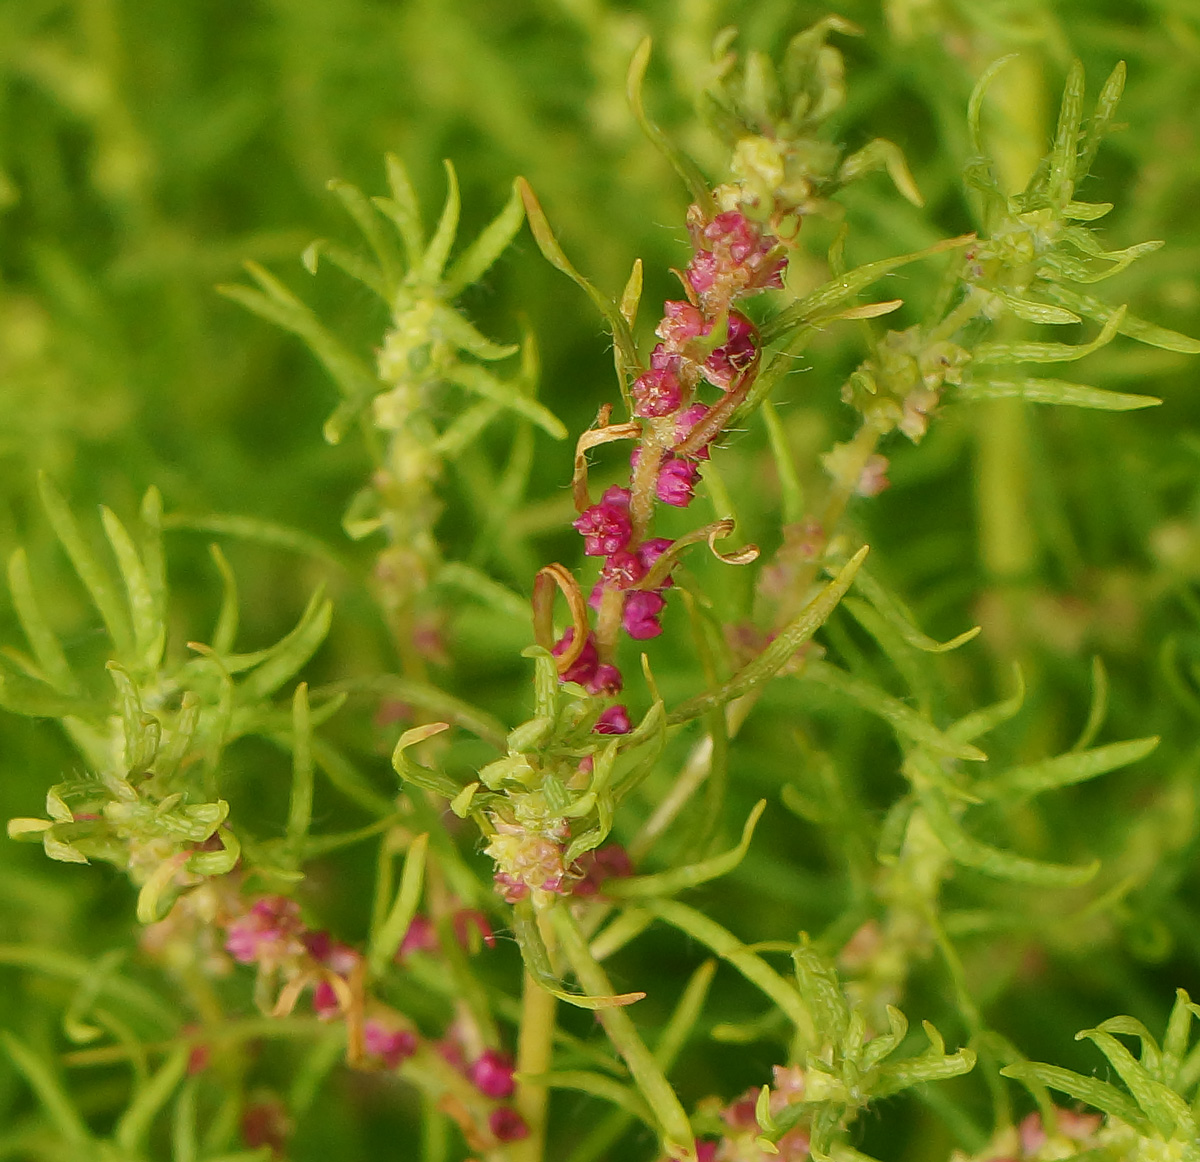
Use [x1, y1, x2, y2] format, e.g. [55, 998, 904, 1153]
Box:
[511, 969, 556, 1162]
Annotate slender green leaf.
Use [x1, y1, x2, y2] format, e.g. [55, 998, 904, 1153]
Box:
[417, 159, 461, 284]
[39, 473, 134, 658]
[980, 736, 1158, 803]
[115, 1047, 190, 1153]
[607, 801, 766, 898]
[369, 833, 428, 977]
[957, 377, 1159, 410]
[443, 178, 525, 297]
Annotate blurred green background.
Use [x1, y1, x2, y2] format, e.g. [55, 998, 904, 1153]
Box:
[3, 1, 1200, 1158]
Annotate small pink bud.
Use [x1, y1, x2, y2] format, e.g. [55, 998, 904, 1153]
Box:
[623, 590, 666, 639]
[363, 1020, 418, 1068]
[572, 487, 632, 556]
[553, 628, 600, 687]
[453, 909, 497, 951]
[655, 458, 700, 508]
[600, 550, 646, 589]
[588, 664, 623, 696]
[704, 311, 758, 389]
[594, 705, 632, 734]
[674, 404, 711, 460]
[656, 300, 709, 346]
[489, 1108, 529, 1142]
[631, 366, 683, 417]
[470, 1049, 516, 1098]
[312, 980, 341, 1020]
[397, 914, 439, 960]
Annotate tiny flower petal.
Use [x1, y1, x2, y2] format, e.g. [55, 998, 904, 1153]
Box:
[470, 1049, 516, 1099]
[631, 367, 682, 417]
[623, 590, 666, 639]
[489, 1108, 529, 1142]
[655, 458, 700, 508]
[594, 705, 632, 734]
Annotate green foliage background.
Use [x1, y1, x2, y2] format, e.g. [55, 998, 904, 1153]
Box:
[3, 0, 1200, 1159]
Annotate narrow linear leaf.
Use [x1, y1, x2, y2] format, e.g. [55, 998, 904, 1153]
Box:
[552, 906, 693, 1158]
[956, 377, 1159, 411]
[1000, 1062, 1147, 1130]
[418, 159, 461, 284]
[391, 722, 462, 800]
[920, 786, 1099, 887]
[1, 1032, 91, 1144]
[764, 237, 973, 345]
[1076, 1028, 1195, 1138]
[380, 153, 425, 266]
[369, 833, 429, 977]
[162, 512, 346, 570]
[115, 1046, 190, 1154]
[101, 506, 163, 671]
[607, 801, 766, 898]
[647, 899, 814, 1042]
[516, 178, 640, 375]
[326, 177, 401, 292]
[669, 546, 868, 725]
[971, 306, 1125, 365]
[443, 178, 525, 297]
[218, 265, 379, 402]
[286, 684, 314, 852]
[1043, 285, 1200, 354]
[850, 566, 979, 653]
[240, 590, 333, 699]
[444, 362, 566, 439]
[803, 660, 986, 762]
[980, 736, 1158, 803]
[627, 38, 714, 213]
[526, 1071, 655, 1126]
[38, 473, 134, 658]
[7, 548, 74, 694]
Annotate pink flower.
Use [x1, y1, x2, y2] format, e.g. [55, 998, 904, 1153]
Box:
[600, 550, 646, 589]
[363, 1019, 418, 1068]
[553, 628, 599, 686]
[674, 405, 711, 460]
[589, 663, 623, 695]
[573, 486, 632, 556]
[489, 1108, 529, 1142]
[686, 209, 786, 307]
[594, 705, 632, 734]
[623, 590, 666, 639]
[631, 366, 683, 417]
[311, 980, 341, 1020]
[655, 300, 709, 347]
[636, 537, 676, 583]
[397, 914, 439, 960]
[453, 909, 497, 951]
[469, 1049, 516, 1099]
[572, 844, 635, 896]
[696, 1142, 719, 1162]
[224, 896, 304, 967]
[704, 311, 758, 389]
[656, 458, 700, 507]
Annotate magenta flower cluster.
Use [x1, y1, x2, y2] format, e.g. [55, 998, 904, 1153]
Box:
[565, 208, 786, 733]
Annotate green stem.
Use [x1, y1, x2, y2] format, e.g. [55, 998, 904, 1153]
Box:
[551, 907, 696, 1161]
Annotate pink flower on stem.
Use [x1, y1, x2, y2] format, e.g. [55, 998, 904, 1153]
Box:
[600, 550, 646, 589]
[594, 705, 632, 734]
[573, 487, 632, 556]
[704, 311, 758, 389]
[224, 896, 304, 967]
[588, 664, 623, 695]
[636, 537, 676, 585]
[674, 405, 711, 460]
[397, 914, 439, 960]
[553, 628, 599, 685]
[489, 1108, 529, 1142]
[656, 458, 701, 508]
[656, 300, 709, 348]
[469, 1049, 516, 1099]
[631, 366, 683, 417]
[623, 590, 666, 639]
[452, 909, 497, 951]
[687, 210, 786, 305]
[572, 844, 635, 897]
[363, 1019, 418, 1068]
